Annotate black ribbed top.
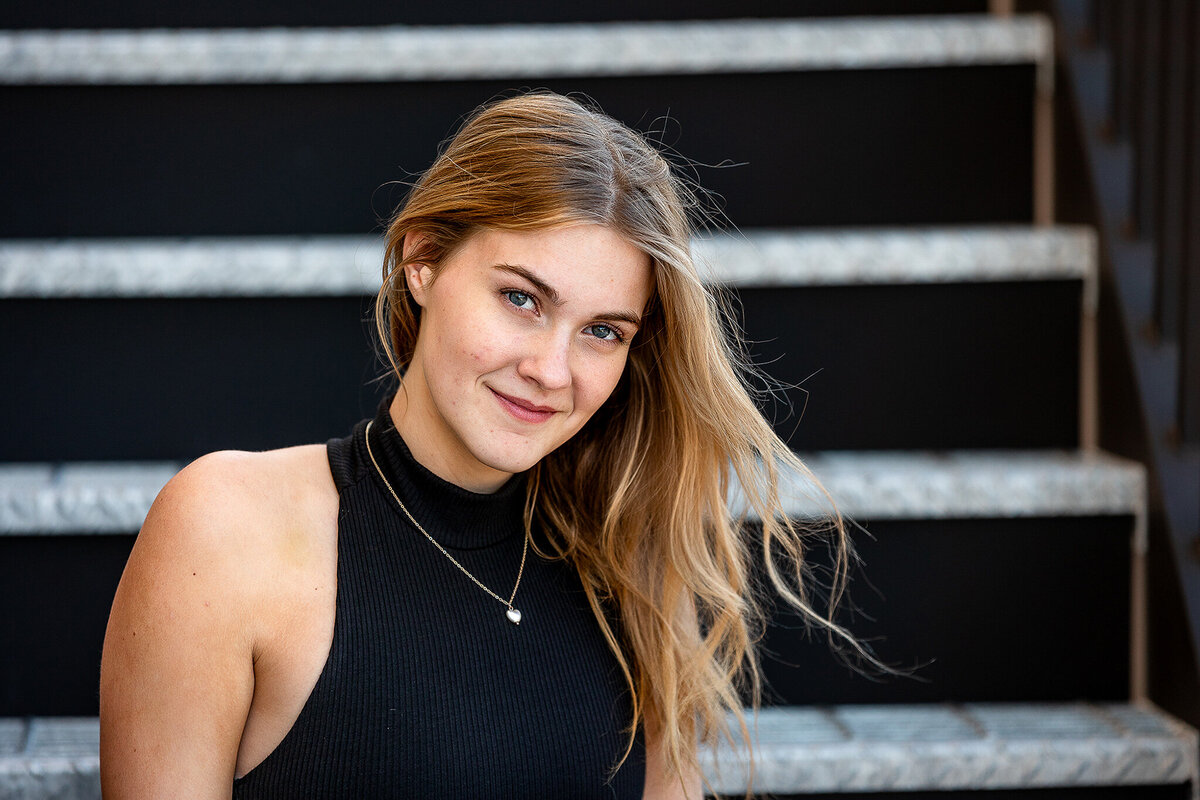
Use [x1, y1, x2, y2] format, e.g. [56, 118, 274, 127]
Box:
[232, 402, 644, 799]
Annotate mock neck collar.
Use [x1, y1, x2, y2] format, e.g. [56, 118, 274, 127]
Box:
[363, 398, 528, 550]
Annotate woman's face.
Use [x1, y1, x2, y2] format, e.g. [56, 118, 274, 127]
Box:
[396, 224, 654, 492]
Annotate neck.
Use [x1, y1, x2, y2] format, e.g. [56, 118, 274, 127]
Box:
[389, 378, 512, 494]
[364, 400, 528, 550]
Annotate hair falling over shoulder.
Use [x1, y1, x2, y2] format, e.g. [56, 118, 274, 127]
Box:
[375, 90, 877, 793]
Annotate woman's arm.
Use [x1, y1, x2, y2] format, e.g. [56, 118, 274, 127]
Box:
[100, 453, 262, 799]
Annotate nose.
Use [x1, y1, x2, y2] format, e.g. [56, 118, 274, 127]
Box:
[517, 329, 572, 391]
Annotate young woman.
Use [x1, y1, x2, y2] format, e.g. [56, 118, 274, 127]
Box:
[100, 91, 858, 798]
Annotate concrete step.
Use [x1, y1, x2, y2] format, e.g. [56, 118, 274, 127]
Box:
[0, 16, 1049, 85]
[0, 450, 1145, 711]
[760, 448, 1142, 521]
[703, 703, 1199, 797]
[0, 226, 1094, 297]
[1, 703, 1194, 799]
[0, 227, 1094, 458]
[740, 450, 1146, 706]
[0, 718, 97, 800]
[0, 463, 177, 535]
[0, 448, 1140, 535]
[0, 17, 1048, 235]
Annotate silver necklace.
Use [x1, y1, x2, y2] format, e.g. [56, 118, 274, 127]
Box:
[364, 419, 528, 625]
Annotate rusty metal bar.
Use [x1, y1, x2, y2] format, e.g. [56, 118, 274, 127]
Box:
[989, 0, 1015, 16]
[1034, 58, 1056, 226]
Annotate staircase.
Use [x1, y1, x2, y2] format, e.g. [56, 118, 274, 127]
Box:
[1, 3, 1197, 798]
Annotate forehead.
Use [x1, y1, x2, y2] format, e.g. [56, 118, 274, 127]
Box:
[452, 225, 654, 309]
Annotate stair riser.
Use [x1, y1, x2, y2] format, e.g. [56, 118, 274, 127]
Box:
[0, 516, 1131, 715]
[756, 515, 1130, 705]
[1, 66, 1034, 238]
[0, 535, 131, 716]
[1, 0, 989, 29]
[739, 280, 1081, 450]
[0, 278, 1079, 461]
[1, 297, 389, 462]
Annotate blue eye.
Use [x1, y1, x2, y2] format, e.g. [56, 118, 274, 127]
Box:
[504, 290, 535, 311]
[586, 324, 623, 343]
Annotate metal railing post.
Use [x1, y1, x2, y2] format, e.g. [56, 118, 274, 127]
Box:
[1179, 2, 1200, 445]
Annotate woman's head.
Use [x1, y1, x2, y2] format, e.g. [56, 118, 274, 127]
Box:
[391, 223, 654, 491]
[377, 91, 708, 484]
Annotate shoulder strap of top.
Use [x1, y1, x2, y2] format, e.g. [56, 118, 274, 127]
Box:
[325, 418, 368, 493]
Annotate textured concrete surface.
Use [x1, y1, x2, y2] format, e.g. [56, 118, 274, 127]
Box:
[0, 236, 383, 298]
[767, 448, 1145, 521]
[693, 226, 1095, 288]
[0, 719, 99, 800]
[0, 16, 1050, 85]
[0, 227, 1091, 298]
[701, 703, 1199, 796]
[0, 462, 178, 534]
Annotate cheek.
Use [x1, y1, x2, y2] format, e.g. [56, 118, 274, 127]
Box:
[575, 356, 630, 414]
[457, 318, 516, 370]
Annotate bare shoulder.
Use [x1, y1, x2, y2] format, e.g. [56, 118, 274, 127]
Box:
[112, 442, 340, 655]
[153, 444, 336, 542]
[100, 444, 337, 798]
[162, 445, 335, 563]
[119, 445, 338, 611]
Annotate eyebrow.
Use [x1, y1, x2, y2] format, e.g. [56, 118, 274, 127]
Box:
[493, 263, 644, 328]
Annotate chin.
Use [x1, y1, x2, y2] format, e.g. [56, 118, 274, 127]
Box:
[471, 439, 553, 476]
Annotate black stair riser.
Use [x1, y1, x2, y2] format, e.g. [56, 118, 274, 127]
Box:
[0, 516, 1130, 716]
[1, 296, 389, 462]
[0, 279, 1079, 461]
[739, 280, 1082, 451]
[756, 515, 1131, 705]
[1, 66, 1035, 238]
[0, 535, 131, 716]
[1, 1, 989, 30]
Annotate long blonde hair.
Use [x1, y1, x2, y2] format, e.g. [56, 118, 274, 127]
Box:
[376, 91, 865, 791]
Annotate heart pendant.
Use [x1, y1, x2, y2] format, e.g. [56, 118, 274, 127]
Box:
[506, 607, 522, 625]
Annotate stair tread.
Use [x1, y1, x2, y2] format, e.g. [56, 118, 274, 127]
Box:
[696, 225, 1094, 287]
[769, 448, 1144, 520]
[1, 703, 1193, 796]
[0, 462, 178, 534]
[0, 226, 1092, 298]
[703, 702, 1199, 794]
[0, 449, 1144, 534]
[0, 15, 1050, 86]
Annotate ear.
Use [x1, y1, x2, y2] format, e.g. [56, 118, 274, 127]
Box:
[401, 232, 435, 307]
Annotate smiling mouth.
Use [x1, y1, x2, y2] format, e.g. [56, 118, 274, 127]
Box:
[490, 388, 557, 423]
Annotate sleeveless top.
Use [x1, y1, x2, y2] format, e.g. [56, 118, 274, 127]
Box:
[232, 402, 645, 798]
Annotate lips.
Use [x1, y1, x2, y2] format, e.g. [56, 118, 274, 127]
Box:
[490, 388, 558, 423]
